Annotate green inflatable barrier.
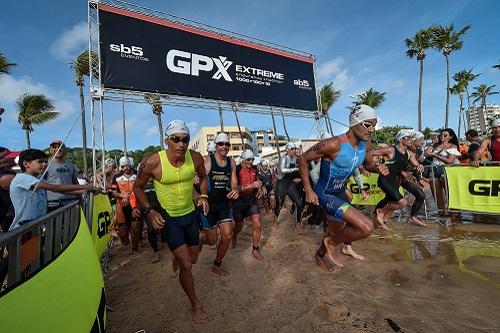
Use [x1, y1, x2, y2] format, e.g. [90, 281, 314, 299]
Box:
[0, 210, 106, 333]
[91, 194, 113, 258]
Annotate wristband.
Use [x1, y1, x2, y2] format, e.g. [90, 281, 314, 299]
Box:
[200, 194, 209, 199]
[142, 207, 153, 217]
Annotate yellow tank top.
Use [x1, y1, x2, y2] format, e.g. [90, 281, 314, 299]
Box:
[154, 150, 195, 217]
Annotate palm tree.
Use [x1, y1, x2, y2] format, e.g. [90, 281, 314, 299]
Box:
[470, 84, 499, 132]
[16, 93, 60, 148]
[319, 82, 341, 134]
[354, 88, 386, 108]
[144, 93, 164, 149]
[449, 82, 466, 138]
[453, 68, 480, 110]
[0, 53, 16, 76]
[430, 23, 471, 128]
[405, 28, 432, 131]
[70, 50, 97, 177]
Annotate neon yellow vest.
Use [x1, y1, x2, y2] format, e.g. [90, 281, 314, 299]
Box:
[154, 150, 195, 217]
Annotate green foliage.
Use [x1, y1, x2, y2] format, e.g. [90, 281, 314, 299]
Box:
[470, 84, 499, 105]
[16, 93, 59, 131]
[70, 50, 98, 86]
[430, 24, 471, 56]
[0, 53, 17, 75]
[319, 82, 341, 115]
[422, 127, 433, 139]
[352, 88, 386, 109]
[404, 28, 432, 61]
[374, 125, 412, 144]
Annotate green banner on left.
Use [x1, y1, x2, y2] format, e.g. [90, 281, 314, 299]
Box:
[91, 194, 113, 258]
[0, 211, 106, 333]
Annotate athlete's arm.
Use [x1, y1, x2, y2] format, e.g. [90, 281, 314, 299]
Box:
[192, 150, 209, 215]
[0, 174, 14, 190]
[298, 138, 339, 205]
[363, 142, 390, 175]
[227, 159, 239, 200]
[471, 138, 490, 167]
[408, 151, 424, 173]
[280, 156, 298, 174]
[133, 156, 164, 229]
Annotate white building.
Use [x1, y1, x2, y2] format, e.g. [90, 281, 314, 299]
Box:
[467, 104, 500, 137]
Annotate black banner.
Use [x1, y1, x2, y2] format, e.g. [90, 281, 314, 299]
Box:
[99, 5, 318, 111]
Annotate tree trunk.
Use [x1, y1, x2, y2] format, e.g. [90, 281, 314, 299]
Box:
[466, 86, 471, 110]
[156, 112, 164, 149]
[121, 99, 128, 157]
[457, 95, 463, 139]
[270, 110, 281, 160]
[280, 109, 290, 141]
[418, 59, 424, 131]
[25, 129, 31, 149]
[79, 85, 88, 177]
[445, 55, 450, 128]
[232, 104, 245, 147]
[218, 105, 224, 132]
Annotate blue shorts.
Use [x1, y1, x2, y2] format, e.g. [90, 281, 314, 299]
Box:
[317, 189, 352, 223]
[200, 204, 233, 230]
[158, 208, 199, 251]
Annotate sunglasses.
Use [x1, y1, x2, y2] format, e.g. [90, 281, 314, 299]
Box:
[216, 142, 231, 147]
[441, 134, 449, 137]
[245, 158, 254, 162]
[361, 121, 376, 129]
[169, 135, 190, 144]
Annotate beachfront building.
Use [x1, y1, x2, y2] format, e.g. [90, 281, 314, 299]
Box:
[250, 129, 288, 154]
[467, 104, 500, 137]
[189, 126, 253, 158]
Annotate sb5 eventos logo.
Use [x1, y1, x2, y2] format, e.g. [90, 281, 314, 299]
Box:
[109, 43, 149, 62]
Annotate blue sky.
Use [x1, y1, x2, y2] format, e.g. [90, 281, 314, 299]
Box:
[1, 0, 499, 151]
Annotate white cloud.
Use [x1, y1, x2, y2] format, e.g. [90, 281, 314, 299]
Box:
[0, 75, 76, 118]
[392, 79, 405, 90]
[317, 57, 352, 90]
[49, 21, 88, 61]
[146, 126, 159, 136]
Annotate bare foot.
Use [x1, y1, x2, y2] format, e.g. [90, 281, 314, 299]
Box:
[271, 223, 279, 231]
[295, 222, 305, 235]
[341, 245, 365, 260]
[323, 237, 343, 267]
[313, 254, 333, 272]
[375, 209, 391, 231]
[408, 216, 427, 227]
[252, 249, 264, 260]
[230, 237, 237, 249]
[171, 257, 179, 273]
[192, 306, 208, 324]
[151, 252, 161, 263]
[212, 265, 230, 276]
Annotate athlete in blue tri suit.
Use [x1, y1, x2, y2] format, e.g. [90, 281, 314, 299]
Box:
[298, 105, 388, 271]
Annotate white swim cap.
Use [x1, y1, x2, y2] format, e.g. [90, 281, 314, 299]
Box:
[241, 149, 255, 160]
[285, 142, 296, 150]
[165, 119, 190, 137]
[104, 158, 116, 167]
[349, 104, 377, 127]
[119, 156, 131, 166]
[411, 131, 425, 141]
[492, 118, 500, 128]
[261, 159, 269, 166]
[214, 132, 230, 143]
[395, 129, 413, 142]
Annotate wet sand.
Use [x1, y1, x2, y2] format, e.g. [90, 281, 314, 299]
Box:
[105, 211, 500, 333]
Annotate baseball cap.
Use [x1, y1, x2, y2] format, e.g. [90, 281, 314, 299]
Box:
[214, 132, 230, 143]
[49, 139, 65, 147]
[241, 149, 254, 160]
[165, 119, 190, 137]
[0, 147, 20, 159]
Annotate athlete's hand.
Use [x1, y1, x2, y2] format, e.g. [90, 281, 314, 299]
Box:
[361, 168, 370, 177]
[376, 163, 389, 176]
[305, 190, 319, 206]
[416, 164, 424, 173]
[149, 210, 165, 229]
[227, 190, 239, 200]
[471, 160, 481, 167]
[132, 208, 142, 219]
[197, 197, 209, 216]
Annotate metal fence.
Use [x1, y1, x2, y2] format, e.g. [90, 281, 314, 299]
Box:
[0, 201, 81, 292]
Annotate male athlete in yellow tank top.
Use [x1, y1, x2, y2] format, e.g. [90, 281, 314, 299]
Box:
[133, 119, 209, 324]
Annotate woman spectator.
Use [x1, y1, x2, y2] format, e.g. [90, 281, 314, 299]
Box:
[425, 128, 461, 212]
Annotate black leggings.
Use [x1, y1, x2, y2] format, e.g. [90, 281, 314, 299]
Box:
[401, 181, 426, 217]
[275, 178, 303, 224]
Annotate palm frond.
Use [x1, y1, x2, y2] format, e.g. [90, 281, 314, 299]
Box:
[0, 53, 17, 75]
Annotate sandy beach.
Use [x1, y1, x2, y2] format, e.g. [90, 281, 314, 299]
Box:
[105, 210, 500, 333]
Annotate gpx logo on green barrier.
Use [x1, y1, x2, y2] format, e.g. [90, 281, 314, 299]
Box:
[468, 180, 500, 196]
[349, 183, 371, 194]
[97, 211, 111, 238]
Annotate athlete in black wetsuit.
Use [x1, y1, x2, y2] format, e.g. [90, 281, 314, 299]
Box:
[258, 159, 277, 227]
[375, 130, 424, 230]
[201, 132, 239, 275]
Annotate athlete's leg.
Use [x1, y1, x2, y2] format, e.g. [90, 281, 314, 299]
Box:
[130, 219, 142, 251]
[286, 183, 304, 227]
[274, 179, 290, 219]
[213, 221, 234, 275]
[402, 181, 427, 226]
[249, 214, 264, 260]
[317, 220, 344, 269]
[341, 243, 366, 260]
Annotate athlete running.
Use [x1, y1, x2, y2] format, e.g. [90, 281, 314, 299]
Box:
[232, 149, 264, 260]
[258, 159, 277, 228]
[472, 118, 500, 165]
[374, 130, 425, 230]
[201, 132, 239, 276]
[112, 156, 142, 250]
[275, 142, 304, 232]
[133, 119, 209, 323]
[298, 105, 389, 271]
